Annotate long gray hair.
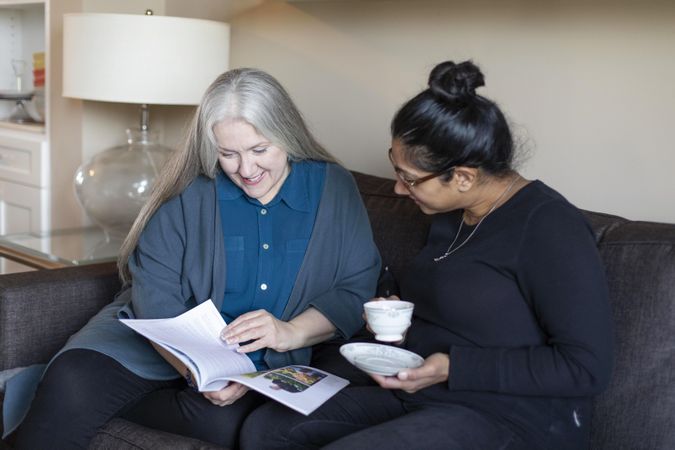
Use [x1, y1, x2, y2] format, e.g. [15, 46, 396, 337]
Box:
[118, 68, 337, 284]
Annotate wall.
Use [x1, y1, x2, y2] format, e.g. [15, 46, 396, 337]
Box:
[229, 0, 675, 223]
[73, 0, 675, 223]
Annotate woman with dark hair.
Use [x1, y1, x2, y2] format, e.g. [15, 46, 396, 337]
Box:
[240, 60, 613, 449]
[8, 68, 380, 449]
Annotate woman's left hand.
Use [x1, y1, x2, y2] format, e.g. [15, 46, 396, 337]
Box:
[221, 309, 298, 353]
[203, 382, 249, 407]
[369, 352, 450, 393]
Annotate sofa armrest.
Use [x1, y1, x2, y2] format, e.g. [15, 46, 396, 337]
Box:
[0, 263, 121, 370]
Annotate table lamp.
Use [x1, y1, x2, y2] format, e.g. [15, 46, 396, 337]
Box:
[63, 11, 229, 238]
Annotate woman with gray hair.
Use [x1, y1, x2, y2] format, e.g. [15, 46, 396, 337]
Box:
[11, 68, 381, 449]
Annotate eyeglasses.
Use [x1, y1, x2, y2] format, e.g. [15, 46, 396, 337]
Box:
[388, 148, 453, 189]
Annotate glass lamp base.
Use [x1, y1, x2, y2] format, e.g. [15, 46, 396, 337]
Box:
[74, 129, 173, 239]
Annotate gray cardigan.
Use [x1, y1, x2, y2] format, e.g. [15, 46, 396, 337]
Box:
[66, 162, 380, 377]
[3, 163, 380, 435]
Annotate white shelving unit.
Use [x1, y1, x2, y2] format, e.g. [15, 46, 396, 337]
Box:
[0, 0, 247, 236]
[0, 0, 83, 234]
[0, 3, 43, 89]
[0, 0, 48, 234]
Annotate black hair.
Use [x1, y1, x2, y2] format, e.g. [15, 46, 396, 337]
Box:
[391, 60, 514, 177]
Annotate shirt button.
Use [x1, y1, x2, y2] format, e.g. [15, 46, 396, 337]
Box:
[260, 209, 267, 215]
[262, 243, 269, 250]
[260, 283, 268, 291]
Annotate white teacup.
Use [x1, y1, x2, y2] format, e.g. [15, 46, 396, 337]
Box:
[364, 300, 414, 342]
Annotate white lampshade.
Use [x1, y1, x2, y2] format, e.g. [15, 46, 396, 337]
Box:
[65, 13, 229, 239]
[63, 13, 230, 105]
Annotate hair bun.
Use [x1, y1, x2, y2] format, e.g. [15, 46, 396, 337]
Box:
[428, 60, 485, 103]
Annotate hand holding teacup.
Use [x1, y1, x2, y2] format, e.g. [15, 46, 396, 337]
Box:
[364, 298, 414, 342]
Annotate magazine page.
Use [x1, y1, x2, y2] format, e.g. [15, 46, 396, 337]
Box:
[227, 365, 349, 416]
[120, 300, 256, 391]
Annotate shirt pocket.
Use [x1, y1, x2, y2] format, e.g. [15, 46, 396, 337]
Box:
[224, 236, 245, 293]
[286, 238, 309, 254]
[285, 238, 309, 283]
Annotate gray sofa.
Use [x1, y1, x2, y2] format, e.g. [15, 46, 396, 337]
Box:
[1, 171, 674, 449]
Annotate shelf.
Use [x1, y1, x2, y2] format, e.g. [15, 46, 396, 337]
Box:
[0, 1, 46, 6]
[0, 120, 44, 133]
[0, 2, 46, 128]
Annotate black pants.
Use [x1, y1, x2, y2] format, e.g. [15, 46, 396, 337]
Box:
[240, 388, 591, 450]
[236, 335, 591, 450]
[13, 349, 265, 450]
[240, 387, 527, 450]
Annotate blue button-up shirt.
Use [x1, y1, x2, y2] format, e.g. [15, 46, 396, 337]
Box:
[216, 160, 326, 369]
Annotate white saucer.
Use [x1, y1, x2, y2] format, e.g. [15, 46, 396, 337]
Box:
[339, 343, 424, 376]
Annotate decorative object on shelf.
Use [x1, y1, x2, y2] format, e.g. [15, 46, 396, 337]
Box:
[0, 89, 32, 123]
[0, 59, 43, 124]
[32, 52, 45, 88]
[11, 59, 26, 92]
[63, 10, 230, 238]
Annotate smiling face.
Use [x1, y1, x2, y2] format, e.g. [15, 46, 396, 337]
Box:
[214, 119, 290, 205]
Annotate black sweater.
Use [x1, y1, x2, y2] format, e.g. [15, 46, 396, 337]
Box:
[398, 181, 613, 408]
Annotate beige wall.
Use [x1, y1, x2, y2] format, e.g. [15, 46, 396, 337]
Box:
[76, 0, 675, 223]
[229, 0, 675, 223]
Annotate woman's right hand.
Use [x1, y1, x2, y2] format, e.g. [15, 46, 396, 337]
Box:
[369, 352, 450, 393]
[203, 382, 249, 407]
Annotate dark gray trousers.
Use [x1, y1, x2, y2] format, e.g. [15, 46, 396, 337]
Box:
[12, 349, 264, 450]
[240, 386, 527, 450]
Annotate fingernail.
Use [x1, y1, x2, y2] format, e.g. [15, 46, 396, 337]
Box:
[398, 371, 408, 380]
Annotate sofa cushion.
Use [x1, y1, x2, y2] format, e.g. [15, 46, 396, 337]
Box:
[582, 210, 628, 243]
[89, 418, 226, 450]
[351, 171, 432, 281]
[0, 263, 120, 370]
[351, 173, 629, 279]
[590, 223, 675, 450]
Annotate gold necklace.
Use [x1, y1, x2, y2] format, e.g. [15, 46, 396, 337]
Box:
[433, 175, 519, 262]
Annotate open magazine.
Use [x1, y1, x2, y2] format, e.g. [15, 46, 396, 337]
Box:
[120, 300, 348, 415]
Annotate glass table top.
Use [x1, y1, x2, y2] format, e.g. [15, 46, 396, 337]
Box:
[0, 256, 37, 274]
[0, 227, 122, 268]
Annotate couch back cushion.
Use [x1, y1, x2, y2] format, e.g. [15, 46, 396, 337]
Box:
[0, 263, 120, 370]
[352, 171, 432, 282]
[589, 221, 675, 450]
